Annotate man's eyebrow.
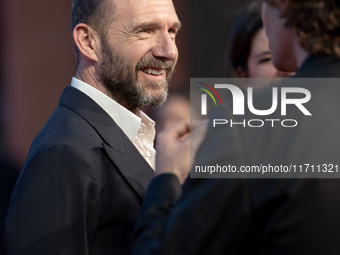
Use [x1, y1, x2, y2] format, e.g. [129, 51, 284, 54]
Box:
[173, 21, 182, 30]
[133, 21, 182, 31]
[174, 21, 182, 33]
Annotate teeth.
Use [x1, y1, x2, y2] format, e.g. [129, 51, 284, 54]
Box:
[143, 68, 164, 75]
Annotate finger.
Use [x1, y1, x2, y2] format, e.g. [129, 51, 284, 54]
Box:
[171, 120, 190, 139]
[190, 119, 208, 130]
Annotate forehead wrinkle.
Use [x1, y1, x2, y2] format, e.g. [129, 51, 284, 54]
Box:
[109, 0, 180, 35]
[122, 0, 179, 25]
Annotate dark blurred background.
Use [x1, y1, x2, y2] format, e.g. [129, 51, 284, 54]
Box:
[0, 0, 252, 168]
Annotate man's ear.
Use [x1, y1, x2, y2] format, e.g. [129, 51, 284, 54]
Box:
[73, 23, 101, 62]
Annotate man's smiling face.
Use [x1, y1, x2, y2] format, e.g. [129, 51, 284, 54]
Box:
[98, 0, 181, 110]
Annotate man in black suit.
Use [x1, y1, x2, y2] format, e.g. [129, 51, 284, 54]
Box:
[4, 0, 181, 254]
[132, 0, 340, 254]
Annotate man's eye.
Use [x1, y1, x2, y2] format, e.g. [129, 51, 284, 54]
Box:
[168, 28, 177, 40]
[139, 28, 151, 33]
[168, 28, 176, 34]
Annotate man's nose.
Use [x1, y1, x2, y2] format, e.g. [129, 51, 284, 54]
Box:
[152, 31, 178, 61]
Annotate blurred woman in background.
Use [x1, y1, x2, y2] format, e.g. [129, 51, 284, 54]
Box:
[228, 1, 292, 88]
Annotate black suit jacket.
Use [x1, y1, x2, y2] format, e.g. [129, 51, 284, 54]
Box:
[132, 55, 340, 255]
[4, 86, 154, 255]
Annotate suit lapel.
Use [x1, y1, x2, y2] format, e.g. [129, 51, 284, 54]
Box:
[59, 86, 154, 199]
[102, 142, 155, 199]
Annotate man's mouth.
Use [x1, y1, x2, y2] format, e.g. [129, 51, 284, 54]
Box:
[141, 68, 166, 76]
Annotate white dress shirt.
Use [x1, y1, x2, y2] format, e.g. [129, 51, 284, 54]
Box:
[71, 77, 156, 169]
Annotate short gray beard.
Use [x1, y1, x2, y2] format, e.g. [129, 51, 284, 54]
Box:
[98, 36, 175, 109]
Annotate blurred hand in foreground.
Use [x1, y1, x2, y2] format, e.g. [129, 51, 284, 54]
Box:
[155, 120, 208, 184]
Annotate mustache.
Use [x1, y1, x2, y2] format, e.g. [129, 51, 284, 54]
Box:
[135, 56, 174, 71]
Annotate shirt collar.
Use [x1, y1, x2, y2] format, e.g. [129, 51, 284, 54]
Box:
[70, 77, 154, 142]
[138, 111, 156, 144]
